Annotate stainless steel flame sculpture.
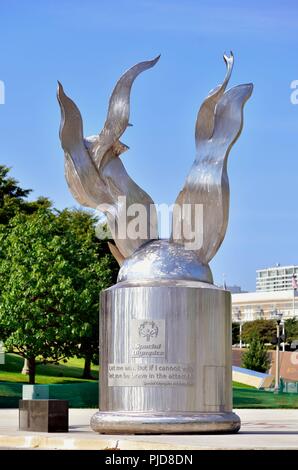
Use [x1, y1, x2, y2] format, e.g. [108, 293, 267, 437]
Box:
[57, 57, 160, 263]
[58, 53, 252, 434]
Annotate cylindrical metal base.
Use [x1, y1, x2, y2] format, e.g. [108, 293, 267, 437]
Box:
[91, 280, 240, 434]
[91, 411, 240, 434]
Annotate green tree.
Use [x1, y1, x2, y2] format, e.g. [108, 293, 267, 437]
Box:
[56, 209, 118, 378]
[232, 323, 240, 345]
[0, 165, 51, 224]
[0, 166, 52, 375]
[0, 207, 118, 383]
[242, 319, 276, 344]
[284, 318, 298, 343]
[241, 336, 270, 372]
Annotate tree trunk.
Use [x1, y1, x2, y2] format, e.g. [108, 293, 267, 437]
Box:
[22, 358, 30, 375]
[82, 356, 92, 379]
[28, 357, 36, 384]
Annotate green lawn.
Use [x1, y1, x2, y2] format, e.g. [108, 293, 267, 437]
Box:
[1, 353, 298, 408]
[0, 354, 253, 387]
[232, 381, 255, 389]
[233, 387, 298, 408]
[0, 353, 98, 384]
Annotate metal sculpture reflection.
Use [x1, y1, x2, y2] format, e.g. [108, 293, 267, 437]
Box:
[58, 53, 252, 279]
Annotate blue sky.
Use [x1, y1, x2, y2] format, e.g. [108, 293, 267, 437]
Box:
[0, 0, 298, 291]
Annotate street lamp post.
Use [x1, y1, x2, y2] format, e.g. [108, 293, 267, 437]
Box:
[281, 321, 285, 353]
[235, 309, 243, 349]
[271, 310, 283, 393]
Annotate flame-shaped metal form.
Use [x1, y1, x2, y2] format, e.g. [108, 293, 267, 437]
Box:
[57, 57, 160, 261]
[172, 53, 253, 264]
[58, 53, 252, 277]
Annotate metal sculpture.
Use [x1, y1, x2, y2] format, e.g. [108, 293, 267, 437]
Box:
[58, 53, 253, 434]
[58, 53, 252, 276]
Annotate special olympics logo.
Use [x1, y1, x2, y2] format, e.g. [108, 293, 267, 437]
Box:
[138, 321, 159, 342]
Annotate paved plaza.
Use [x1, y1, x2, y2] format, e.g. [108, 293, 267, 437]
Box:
[0, 409, 297, 450]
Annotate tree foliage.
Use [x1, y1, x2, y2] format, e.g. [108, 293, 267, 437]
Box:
[242, 319, 276, 344]
[0, 165, 51, 224]
[284, 318, 298, 343]
[241, 336, 270, 372]
[0, 207, 118, 383]
[232, 322, 240, 345]
[56, 209, 118, 377]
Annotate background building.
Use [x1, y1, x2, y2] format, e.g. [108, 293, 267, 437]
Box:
[232, 289, 298, 323]
[232, 264, 298, 322]
[256, 264, 298, 292]
[220, 285, 246, 294]
[227, 285, 246, 294]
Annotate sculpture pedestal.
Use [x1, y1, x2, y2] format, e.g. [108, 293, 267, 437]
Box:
[91, 280, 240, 434]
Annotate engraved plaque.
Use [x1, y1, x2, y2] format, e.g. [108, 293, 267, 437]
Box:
[130, 319, 165, 358]
[108, 363, 194, 387]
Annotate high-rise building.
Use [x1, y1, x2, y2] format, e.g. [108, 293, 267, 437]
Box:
[256, 264, 298, 292]
[231, 264, 298, 323]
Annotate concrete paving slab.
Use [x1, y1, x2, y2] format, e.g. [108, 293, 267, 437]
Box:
[0, 409, 297, 450]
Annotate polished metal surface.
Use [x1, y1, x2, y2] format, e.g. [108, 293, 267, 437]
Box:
[172, 53, 253, 264]
[118, 239, 213, 284]
[57, 57, 159, 260]
[58, 54, 253, 271]
[91, 411, 240, 434]
[58, 54, 252, 434]
[90, 282, 238, 434]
